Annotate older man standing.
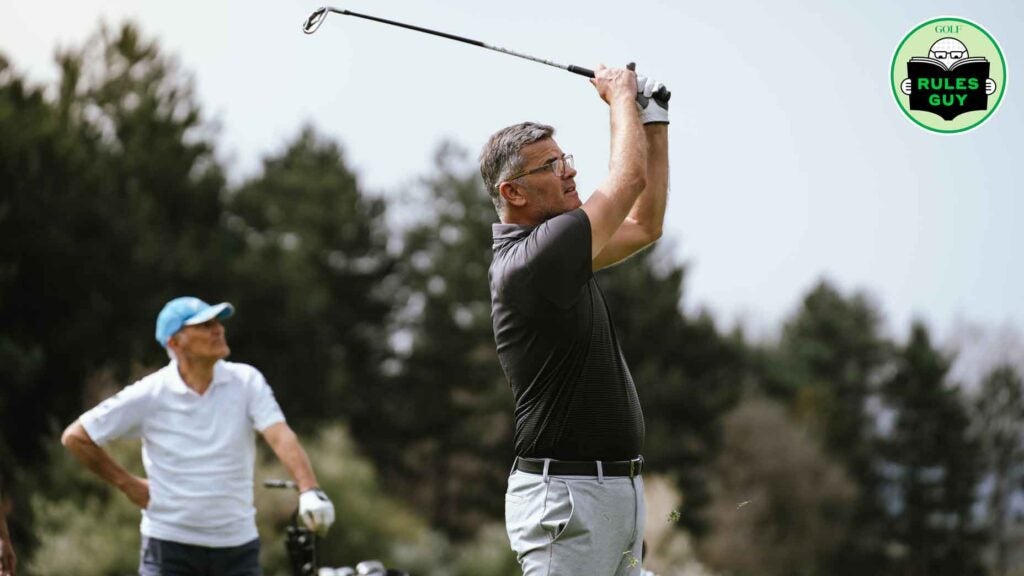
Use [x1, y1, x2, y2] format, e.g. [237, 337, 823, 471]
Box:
[62, 296, 335, 576]
[481, 63, 669, 576]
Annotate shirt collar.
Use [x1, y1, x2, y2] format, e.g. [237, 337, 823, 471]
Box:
[166, 359, 228, 395]
[492, 222, 535, 247]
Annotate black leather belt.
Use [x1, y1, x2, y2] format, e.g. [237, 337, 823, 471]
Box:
[514, 456, 644, 478]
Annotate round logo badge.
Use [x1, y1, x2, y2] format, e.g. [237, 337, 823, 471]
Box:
[891, 17, 1006, 133]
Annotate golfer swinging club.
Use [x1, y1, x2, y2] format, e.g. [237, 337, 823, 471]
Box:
[481, 63, 669, 575]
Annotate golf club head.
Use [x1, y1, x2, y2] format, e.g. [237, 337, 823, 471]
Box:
[303, 7, 330, 34]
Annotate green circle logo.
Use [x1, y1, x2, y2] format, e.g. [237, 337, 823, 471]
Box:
[891, 17, 1007, 133]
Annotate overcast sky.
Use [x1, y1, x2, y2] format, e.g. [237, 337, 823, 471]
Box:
[2, 0, 1022, 357]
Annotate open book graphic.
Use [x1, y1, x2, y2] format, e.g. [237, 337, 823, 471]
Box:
[909, 57, 987, 119]
[906, 57, 990, 121]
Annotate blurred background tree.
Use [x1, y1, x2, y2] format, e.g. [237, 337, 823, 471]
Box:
[598, 245, 746, 537]
[757, 280, 894, 575]
[700, 395, 856, 576]
[1, 22, 232, 557]
[878, 323, 986, 576]
[970, 364, 1024, 576]
[224, 125, 393, 429]
[351, 142, 513, 540]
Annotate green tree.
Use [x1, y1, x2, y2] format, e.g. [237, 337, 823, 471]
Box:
[53, 21, 235, 359]
[702, 396, 856, 576]
[0, 53, 77, 552]
[971, 364, 1024, 576]
[224, 125, 393, 428]
[0, 49, 100, 473]
[771, 281, 889, 454]
[354, 142, 513, 539]
[762, 279, 893, 575]
[597, 244, 746, 536]
[1, 18, 230, 501]
[879, 322, 986, 576]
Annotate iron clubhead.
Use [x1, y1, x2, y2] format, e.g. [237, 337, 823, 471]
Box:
[303, 7, 330, 34]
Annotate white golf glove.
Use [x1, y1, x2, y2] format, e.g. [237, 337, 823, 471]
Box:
[636, 74, 669, 125]
[299, 488, 335, 535]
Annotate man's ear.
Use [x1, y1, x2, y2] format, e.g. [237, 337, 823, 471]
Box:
[499, 181, 528, 208]
[166, 333, 182, 353]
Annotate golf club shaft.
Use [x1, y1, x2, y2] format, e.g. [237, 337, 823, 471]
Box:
[309, 7, 671, 101]
[263, 479, 298, 489]
[321, 7, 595, 78]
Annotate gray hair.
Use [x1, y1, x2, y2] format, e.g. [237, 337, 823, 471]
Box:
[479, 122, 555, 216]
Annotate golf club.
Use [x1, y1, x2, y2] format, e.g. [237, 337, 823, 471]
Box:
[302, 6, 670, 103]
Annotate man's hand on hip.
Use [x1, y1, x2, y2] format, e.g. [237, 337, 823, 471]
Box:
[120, 476, 150, 509]
[299, 488, 335, 536]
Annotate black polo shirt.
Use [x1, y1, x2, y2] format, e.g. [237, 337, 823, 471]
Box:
[489, 208, 644, 461]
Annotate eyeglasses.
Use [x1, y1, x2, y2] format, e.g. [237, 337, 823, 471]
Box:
[500, 154, 574, 187]
[931, 50, 966, 59]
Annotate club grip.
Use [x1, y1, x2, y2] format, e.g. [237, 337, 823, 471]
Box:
[630, 62, 671, 103]
[568, 65, 595, 78]
[580, 63, 671, 103]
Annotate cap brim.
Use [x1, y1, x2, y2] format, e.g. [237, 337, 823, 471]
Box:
[184, 302, 235, 326]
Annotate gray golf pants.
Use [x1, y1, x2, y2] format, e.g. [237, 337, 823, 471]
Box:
[505, 468, 646, 576]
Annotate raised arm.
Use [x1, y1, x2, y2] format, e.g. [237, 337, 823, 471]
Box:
[61, 421, 149, 508]
[582, 64, 648, 260]
[593, 70, 670, 270]
[593, 123, 669, 270]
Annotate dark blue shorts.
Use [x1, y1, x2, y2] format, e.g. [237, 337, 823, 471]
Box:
[139, 536, 261, 576]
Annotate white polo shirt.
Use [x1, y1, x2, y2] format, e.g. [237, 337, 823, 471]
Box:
[81, 360, 285, 547]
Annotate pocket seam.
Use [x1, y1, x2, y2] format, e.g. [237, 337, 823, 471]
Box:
[548, 480, 576, 542]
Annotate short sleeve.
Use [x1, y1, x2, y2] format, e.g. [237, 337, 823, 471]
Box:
[523, 209, 592, 308]
[80, 381, 152, 445]
[246, 369, 286, 432]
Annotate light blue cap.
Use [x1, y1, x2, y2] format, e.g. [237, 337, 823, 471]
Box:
[155, 296, 235, 348]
